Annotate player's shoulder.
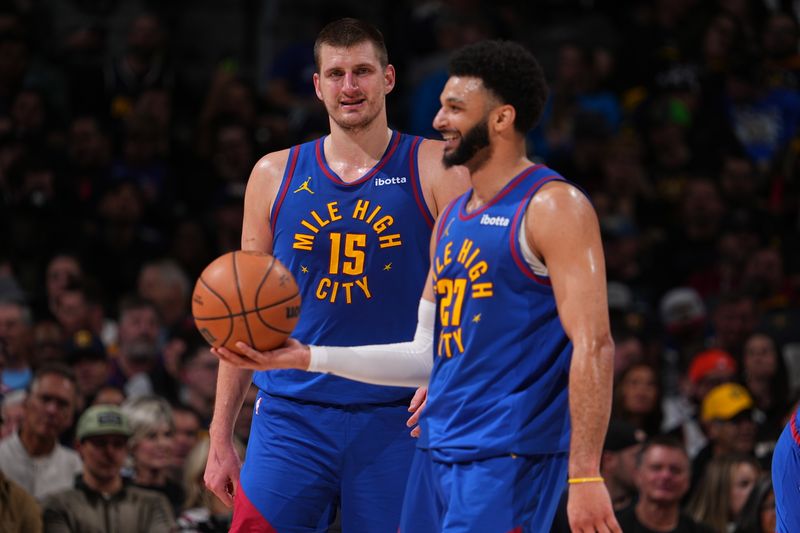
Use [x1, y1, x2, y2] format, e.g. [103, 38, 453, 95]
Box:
[252, 148, 293, 181]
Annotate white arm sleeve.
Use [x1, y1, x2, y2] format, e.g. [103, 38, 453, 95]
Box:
[307, 298, 435, 387]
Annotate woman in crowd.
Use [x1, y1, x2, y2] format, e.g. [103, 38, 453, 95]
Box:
[123, 395, 185, 515]
[688, 454, 761, 532]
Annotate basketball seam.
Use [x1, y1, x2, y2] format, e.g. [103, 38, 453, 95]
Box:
[252, 292, 300, 334]
[193, 291, 301, 320]
[232, 251, 255, 347]
[198, 278, 235, 347]
[255, 255, 277, 310]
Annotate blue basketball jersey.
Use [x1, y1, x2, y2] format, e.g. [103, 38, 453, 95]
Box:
[258, 131, 434, 404]
[418, 165, 573, 462]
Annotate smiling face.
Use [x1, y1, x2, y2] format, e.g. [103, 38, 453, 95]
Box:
[131, 421, 174, 471]
[433, 76, 497, 170]
[313, 41, 394, 132]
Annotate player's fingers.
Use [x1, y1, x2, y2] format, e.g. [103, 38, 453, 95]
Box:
[606, 516, 622, 533]
[407, 400, 426, 427]
[204, 474, 233, 507]
[234, 341, 264, 359]
[410, 426, 421, 438]
[216, 347, 260, 369]
[408, 386, 427, 411]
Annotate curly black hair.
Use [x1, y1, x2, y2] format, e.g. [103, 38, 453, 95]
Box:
[449, 40, 548, 133]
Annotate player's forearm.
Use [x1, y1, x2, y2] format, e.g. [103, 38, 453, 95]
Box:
[308, 299, 435, 387]
[209, 362, 253, 443]
[567, 337, 615, 477]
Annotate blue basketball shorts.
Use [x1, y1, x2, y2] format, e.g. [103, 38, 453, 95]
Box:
[399, 448, 568, 533]
[231, 390, 416, 532]
[773, 413, 800, 533]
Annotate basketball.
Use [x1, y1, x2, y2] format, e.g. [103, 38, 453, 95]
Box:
[192, 251, 301, 353]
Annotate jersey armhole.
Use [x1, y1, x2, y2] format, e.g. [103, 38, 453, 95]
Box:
[409, 136, 436, 228]
[508, 173, 566, 287]
[269, 146, 300, 229]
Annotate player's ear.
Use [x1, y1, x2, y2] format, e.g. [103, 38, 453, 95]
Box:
[384, 64, 396, 95]
[491, 104, 516, 133]
[313, 72, 323, 101]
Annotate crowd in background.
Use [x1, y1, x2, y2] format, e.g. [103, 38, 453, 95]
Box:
[0, 0, 799, 531]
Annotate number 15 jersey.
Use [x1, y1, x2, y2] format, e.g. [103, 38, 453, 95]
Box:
[259, 131, 434, 404]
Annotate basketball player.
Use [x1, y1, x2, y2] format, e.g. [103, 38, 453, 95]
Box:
[217, 40, 620, 532]
[204, 18, 469, 533]
[773, 408, 800, 532]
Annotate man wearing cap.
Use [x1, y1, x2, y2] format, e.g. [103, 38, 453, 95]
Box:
[662, 348, 739, 459]
[691, 382, 757, 492]
[772, 407, 800, 532]
[42, 404, 174, 532]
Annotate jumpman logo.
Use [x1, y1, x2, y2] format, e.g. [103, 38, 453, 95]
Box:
[294, 176, 315, 194]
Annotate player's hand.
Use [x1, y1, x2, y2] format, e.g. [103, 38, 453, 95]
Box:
[407, 387, 427, 438]
[567, 482, 621, 533]
[204, 438, 242, 508]
[212, 339, 311, 371]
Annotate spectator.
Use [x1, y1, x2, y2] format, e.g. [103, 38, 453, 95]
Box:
[693, 383, 758, 492]
[602, 419, 647, 511]
[178, 343, 218, 425]
[42, 404, 174, 532]
[136, 259, 192, 338]
[0, 364, 81, 500]
[0, 468, 42, 533]
[175, 437, 245, 532]
[41, 253, 83, 321]
[0, 299, 34, 391]
[108, 296, 173, 400]
[740, 332, 790, 440]
[92, 385, 125, 406]
[612, 362, 664, 436]
[662, 348, 738, 459]
[122, 395, 183, 515]
[733, 475, 775, 533]
[615, 435, 712, 532]
[711, 292, 759, 360]
[687, 454, 761, 531]
[170, 404, 201, 479]
[64, 330, 111, 410]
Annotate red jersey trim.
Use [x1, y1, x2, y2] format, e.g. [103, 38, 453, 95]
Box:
[509, 174, 564, 285]
[409, 137, 435, 228]
[457, 164, 543, 221]
[269, 146, 301, 230]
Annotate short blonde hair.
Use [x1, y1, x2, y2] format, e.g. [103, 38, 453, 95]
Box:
[121, 395, 174, 448]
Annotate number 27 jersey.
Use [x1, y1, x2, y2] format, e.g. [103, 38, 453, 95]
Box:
[259, 131, 434, 404]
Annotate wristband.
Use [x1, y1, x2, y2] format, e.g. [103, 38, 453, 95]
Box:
[567, 477, 604, 484]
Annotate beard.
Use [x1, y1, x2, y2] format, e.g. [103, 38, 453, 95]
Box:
[442, 119, 490, 168]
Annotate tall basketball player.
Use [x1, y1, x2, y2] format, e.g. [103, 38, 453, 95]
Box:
[203, 18, 469, 533]
[217, 40, 620, 532]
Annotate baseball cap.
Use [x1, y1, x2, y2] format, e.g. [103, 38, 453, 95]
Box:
[701, 383, 754, 422]
[660, 287, 706, 329]
[604, 419, 646, 452]
[76, 404, 132, 441]
[688, 348, 737, 385]
[65, 330, 107, 364]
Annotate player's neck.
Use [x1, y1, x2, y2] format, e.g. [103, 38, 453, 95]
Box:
[467, 141, 531, 210]
[325, 118, 392, 171]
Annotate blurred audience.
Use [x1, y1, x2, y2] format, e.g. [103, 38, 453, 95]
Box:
[0, 364, 81, 500]
[42, 404, 174, 532]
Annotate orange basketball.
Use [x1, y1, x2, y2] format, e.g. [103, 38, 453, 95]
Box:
[192, 251, 301, 353]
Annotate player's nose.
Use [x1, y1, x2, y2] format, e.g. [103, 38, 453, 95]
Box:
[432, 107, 447, 131]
